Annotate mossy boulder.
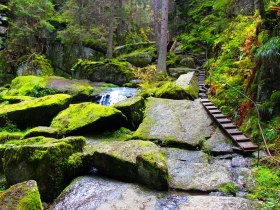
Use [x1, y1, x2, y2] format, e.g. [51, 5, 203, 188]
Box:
[175, 72, 199, 99]
[74, 59, 134, 85]
[133, 98, 212, 148]
[0, 180, 43, 210]
[154, 82, 196, 100]
[82, 140, 168, 190]
[0, 94, 71, 129]
[113, 97, 145, 130]
[51, 102, 128, 136]
[0, 95, 34, 104]
[3, 136, 86, 201]
[23, 126, 59, 139]
[113, 42, 155, 56]
[118, 46, 156, 67]
[6, 75, 99, 102]
[0, 131, 22, 144]
[140, 80, 198, 100]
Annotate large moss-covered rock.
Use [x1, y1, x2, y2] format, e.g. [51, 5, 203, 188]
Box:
[113, 97, 145, 130]
[114, 42, 155, 56]
[175, 72, 199, 99]
[133, 98, 212, 148]
[154, 82, 196, 100]
[74, 59, 134, 85]
[3, 136, 86, 201]
[87, 140, 168, 190]
[51, 102, 127, 135]
[0, 180, 43, 210]
[23, 126, 59, 139]
[118, 46, 156, 67]
[6, 75, 101, 102]
[0, 94, 71, 128]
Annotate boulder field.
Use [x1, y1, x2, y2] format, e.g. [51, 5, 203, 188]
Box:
[0, 82, 259, 209]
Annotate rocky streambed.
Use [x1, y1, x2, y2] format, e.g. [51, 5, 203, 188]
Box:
[0, 73, 260, 209]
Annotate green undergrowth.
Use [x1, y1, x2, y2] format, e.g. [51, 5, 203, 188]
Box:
[219, 182, 238, 195]
[248, 166, 280, 209]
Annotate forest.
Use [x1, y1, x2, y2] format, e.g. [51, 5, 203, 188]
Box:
[0, 0, 279, 209]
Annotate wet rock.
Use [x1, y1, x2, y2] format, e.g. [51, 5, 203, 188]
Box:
[168, 68, 195, 78]
[133, 98, 212, 148]
[0, 180, 43, 210]
[178, 196, 256, 210]
[52, 175, 186, 210]
[113, 96, 145, 130]
[3, 136, 86, 201]
[53, 176, 257, 210]
[51, 102, 127, 136]
[175, 72, 199, 99]
[89, 140, 168, 190]
[0, 94, 71, 129]
[203, 128, 233, 154]
[23, 126, 59, 139]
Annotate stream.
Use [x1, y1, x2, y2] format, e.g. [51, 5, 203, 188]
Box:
[97, 87, 139, 106]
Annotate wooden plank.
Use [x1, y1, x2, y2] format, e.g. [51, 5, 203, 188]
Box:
[238, 142, 258, 149]
[213, 113, 227, 118]
[226, 129, 243, 135]
[217, 118, 231, 123]
[221, 123, 237, 129]
[232, 134, 250, 142]
[209, 110, 222, 114]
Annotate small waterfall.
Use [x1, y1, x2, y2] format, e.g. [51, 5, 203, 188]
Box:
[98, 87, 139, 106]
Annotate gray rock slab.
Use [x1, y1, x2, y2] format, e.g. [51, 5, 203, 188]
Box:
[178, 196, 256, 210]
[52, 176, 256, 210]
[203, 128, 233, 154]
[163, 147, 232, 192]
[133, 98, 213, 148]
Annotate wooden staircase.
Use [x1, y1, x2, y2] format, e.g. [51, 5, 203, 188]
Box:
[198, 69, 258, 153]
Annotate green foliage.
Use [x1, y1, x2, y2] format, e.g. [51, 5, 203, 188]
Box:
[166, 52, 179, 67]
[248, 167, 280, 209]
[3, 0, 54, 67]
[0, 115, 19, 133]
[219, 182, 238, 195]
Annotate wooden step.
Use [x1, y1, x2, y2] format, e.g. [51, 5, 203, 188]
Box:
[217, 118, 231, 123]
[213, 113, 227, 118]
[226, 128, 243, 135]
[200, 99, 211, 102]
[238, 142, 259, 150]
[206, 106, 218, 110]
[209, 110, 222, 114]
[221, 123, 236, 129]
[232, 134, 250, 142]
[202, 102, 214, 106]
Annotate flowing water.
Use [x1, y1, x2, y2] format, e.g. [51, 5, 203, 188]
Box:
[98, 87, 139, 106]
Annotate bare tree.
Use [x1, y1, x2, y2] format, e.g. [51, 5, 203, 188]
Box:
[157, 0, 168, 72]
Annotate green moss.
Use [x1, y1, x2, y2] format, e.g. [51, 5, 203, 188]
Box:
[0, 131, 23, 144]
[32, 55, 54, 76]
[0, 94, 71, 128]
[23, 126, 59, 139]
[51, 102, 127, 135]
[88, 127, 134, 141]
[0, 95, 34, 104]
[3, 136, 85, 201]
[0, 181, 43, 210]
[7, 76, 47, 97]
[219, 182, 238, 195]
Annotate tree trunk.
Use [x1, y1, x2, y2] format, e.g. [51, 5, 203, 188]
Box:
[157, 0, 168, 72]
[107, 1, 114, 59]
[154, 0, 160, 52]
